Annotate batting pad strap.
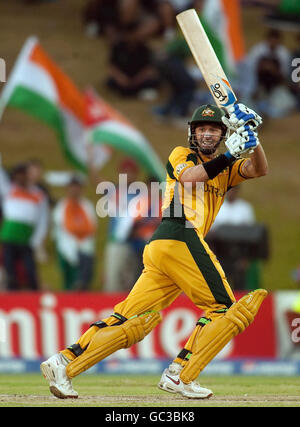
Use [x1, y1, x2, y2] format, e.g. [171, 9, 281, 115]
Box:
[112, 313, 128, 324]
[180, 289, 268, 383]
[66, 311, 162, 378]
[90, 320, 108, 329]
[176, 348, 191, 361]
[67, 343, 87, 357]
[196, 317, 211, 327]
[202, 154, 235, 180]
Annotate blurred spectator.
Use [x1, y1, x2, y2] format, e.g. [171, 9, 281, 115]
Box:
[0, 161, 48, 290]
[27, 158, 55, 207]
[27, 158, 53, 264]
[264, 0, 300, 28]
[241, 29, 297, 117]
[53, 176, 97, 291]
[152, 34, 197, 125]
[157, 0, 204, 40]
[83, 0, 121, 39]
[128, 176, 162, 282]
[102, 157, 141, 292]
[83, 0, 161, 41]
[207, 185, 262, 290]
[246, 28, 291, 78]
[212, 185, 255, 229]
[106, 31, 160, 99]
[253, 55, 297, 117]
[118, 0, 161, 41]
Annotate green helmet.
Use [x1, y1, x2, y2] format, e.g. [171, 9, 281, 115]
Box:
[188, 104, 229, 155]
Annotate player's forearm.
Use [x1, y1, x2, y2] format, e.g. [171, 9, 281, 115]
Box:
[253, 145, 268, 175]
[180, 154, 234, 185]
[243, 145, 268, 178]
[180, 164, 209, 185]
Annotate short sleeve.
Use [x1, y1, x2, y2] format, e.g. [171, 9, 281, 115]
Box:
[167, 147, 198, 181]
[227, 158, 249, 189]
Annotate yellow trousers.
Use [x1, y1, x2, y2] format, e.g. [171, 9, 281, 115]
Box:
[115, 220, 235, 319]
[62, 219, 236, 364]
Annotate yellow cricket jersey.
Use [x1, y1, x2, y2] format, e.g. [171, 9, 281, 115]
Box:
[162, 146, 249, 237]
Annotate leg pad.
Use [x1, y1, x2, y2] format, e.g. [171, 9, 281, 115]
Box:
[180, 289, 268, 383]
[66, 311, 161, 378]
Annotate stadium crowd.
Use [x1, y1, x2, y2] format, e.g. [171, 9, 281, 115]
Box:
[83, 0, 300, 125]
[0, 155, 163, 292]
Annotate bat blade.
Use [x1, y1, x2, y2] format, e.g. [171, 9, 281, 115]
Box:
[176, 9, 236, 110]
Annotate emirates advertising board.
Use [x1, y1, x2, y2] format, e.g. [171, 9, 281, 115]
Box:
[0, 291, 299, 375]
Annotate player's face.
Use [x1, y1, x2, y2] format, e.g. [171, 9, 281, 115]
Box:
[194, 123, 223, 155]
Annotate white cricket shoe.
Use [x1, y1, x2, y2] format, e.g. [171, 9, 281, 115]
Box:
[40, 353, 78, 399]
[158, 365, 213, 399]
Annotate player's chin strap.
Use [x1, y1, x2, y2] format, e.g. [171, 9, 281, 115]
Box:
[179, 289, 268, 384]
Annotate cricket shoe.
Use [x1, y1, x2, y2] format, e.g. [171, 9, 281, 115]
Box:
[158, 365, 213, 399]
[40, 353, 78, 399]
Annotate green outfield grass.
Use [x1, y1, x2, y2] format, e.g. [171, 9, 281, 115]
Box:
[0, 374, 300, 407]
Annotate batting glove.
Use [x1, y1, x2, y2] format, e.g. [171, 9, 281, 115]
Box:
[225, 130, 260, 159]
[222, 103, 263, 132]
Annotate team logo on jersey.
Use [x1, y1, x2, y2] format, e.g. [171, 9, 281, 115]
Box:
[201, 108, 215, 117]
[176, 163, 188, 176]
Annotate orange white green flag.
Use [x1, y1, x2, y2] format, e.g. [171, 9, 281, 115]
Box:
[85, 88, 165, 181]
[0, 37, 165, 180]
[0, 36, 112, 172]
[201, 0, 245, 77]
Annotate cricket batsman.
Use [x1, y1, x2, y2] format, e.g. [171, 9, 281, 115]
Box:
[41, 103, 268, 399]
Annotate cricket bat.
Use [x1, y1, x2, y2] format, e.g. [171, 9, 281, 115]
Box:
[176, 9, 236, 111]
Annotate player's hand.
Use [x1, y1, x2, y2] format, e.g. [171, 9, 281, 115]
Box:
[222, 103, 262, 131]
[225, 130, 260, 158]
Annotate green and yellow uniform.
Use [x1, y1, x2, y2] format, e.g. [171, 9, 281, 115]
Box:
[62, 145, 251, 374]
[59, 104, 268, 382]
[112, 146, 249, 319]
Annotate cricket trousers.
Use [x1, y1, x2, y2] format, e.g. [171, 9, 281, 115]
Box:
[114, 218, 236, 319]
[62, 219, 236, 368]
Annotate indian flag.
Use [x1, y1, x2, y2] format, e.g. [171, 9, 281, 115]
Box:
[0, 37, 112, 172]
[85, 88, 165, 181]
[0, 37, 165, 180]
[201, 0, 245, 77]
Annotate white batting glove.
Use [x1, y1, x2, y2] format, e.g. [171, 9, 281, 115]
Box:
[222, 103, 263, 132]
[225, 130, 260, 159]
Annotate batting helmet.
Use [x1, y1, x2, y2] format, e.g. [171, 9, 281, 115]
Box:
[188, 104, 230, 154]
